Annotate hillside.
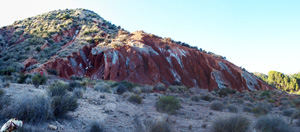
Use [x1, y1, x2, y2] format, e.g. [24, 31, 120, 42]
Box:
[0, 8, 273, 92]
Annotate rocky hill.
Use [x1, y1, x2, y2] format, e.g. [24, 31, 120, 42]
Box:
[0, 8, 273, 91]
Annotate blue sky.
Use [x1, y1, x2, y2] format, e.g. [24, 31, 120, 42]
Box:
[1, 0, 300, 74]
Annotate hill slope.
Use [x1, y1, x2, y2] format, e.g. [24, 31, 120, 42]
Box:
[0, 8, 273, 91]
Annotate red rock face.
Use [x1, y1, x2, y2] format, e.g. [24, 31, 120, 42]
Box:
[43, 32, 273, 92]
[23, 57, 39, 70]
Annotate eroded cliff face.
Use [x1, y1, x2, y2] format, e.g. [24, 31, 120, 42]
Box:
[41, 31, 273, 91]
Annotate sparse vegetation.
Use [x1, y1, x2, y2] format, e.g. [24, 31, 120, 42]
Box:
[167, 85, 188, 93]
[214, 88, 237, 97]
[69, 80, 83, 91]
[145, 119, 171, 132]
[32, 74, 47, 88]
[73, 88, 84, 99]
[255, 116, 293, 132]
[210, 101, 224, 111]
[94, 82, 111, 93]
[191, 96, 201, 102]
[116, 84, 127, 95]
[140, 85, 154, 93]
[154, 83, 166, 91]
[1, 95, 53, 124]
[251, 106, 269, 116]
[211, 115, 250, 132]
[227, 104, 238, 113]
[89, 121, 104, 132]
[128, 94, 142, 104]
[48, 82, 68, 97]
[156, 96, 181, 115]
[51, 95, 78, 117]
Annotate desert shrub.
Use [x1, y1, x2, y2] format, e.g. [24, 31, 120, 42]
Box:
[0, 89, 4, 97]
[73, 88, 84, 99]
[242, 106, 253, 113]
[48, 82, 68, 97]
[32, 74, 47, 88]
[17, 73, 30, 84]
[0, 89, 9, 110]
[296, 119, 300, 127]
[154, 83, 166, 91]
[3, 82, 10, 87]
[133, 87, 141, 95]
[255, 116, 293, 132]
[69, 80, 83, 91]
[216, 88, 236, 97]
[260, 90, 271, 98]
[191, 96, 201, 102]
[201, 95, 213, 101]
[46, 68, 57, 75]
[117, 84, 127, 95]
[252, 106, 269, 116]
[140, 85, 154, 93]
[70, 75, 83, 81]
[243, 96, 254, 102]
[36, 47, 41, 52]
[211, 115, 250, 132]
[167, 86, 188, 93]
[1, 95, 53, 124]
[280, 97, 288, 101]
[281, 100, 291, 106]
[283, 108, 296, 117]
[210, 101, 224, 111]
[128, 94, 142, 104]
[227, 104, 238, 113]
[293, 98, 300, 106]
[94, 82, 111, 93]
[51, 95, 78, 117]
[16, 124, 47, 132]
[89, 121, 104, 132]
[156, 96, 181, 115]
[145, 119, 171, 132]
[111, 81, 136, 91]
